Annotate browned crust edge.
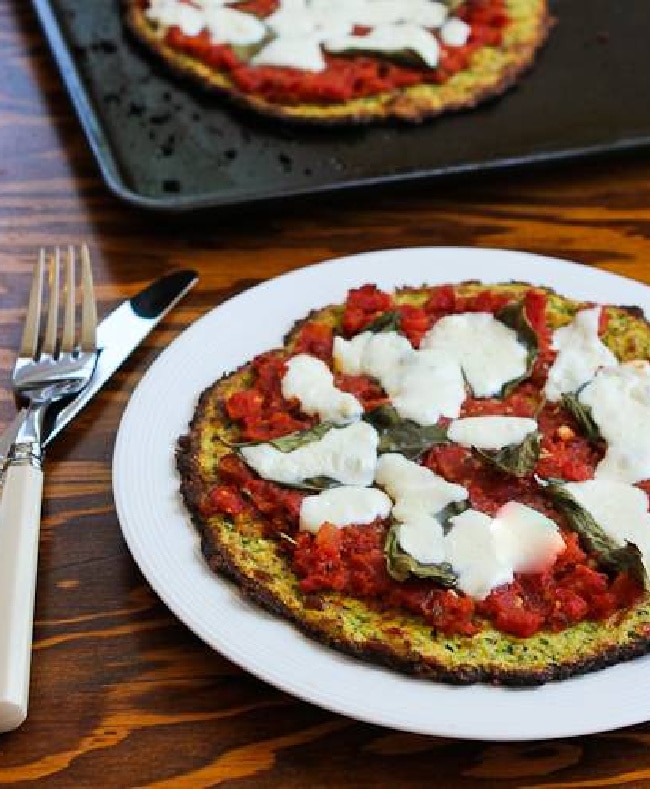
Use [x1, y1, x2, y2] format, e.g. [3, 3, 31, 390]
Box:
[124, 0, 553, 126]
[176, 281, 650, 686]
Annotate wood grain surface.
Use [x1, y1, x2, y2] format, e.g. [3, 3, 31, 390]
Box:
[3, 1, 650, 785]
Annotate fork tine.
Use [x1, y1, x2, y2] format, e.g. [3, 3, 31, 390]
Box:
[80, 245, 97, 352]
[42, 249, 60, 357]
[19, 250, 45, 359]
[60, 246, 76, 354]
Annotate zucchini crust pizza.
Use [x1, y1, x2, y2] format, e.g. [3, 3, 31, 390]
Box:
[177, 280, 650, 685]
[126, 0, 552, 124]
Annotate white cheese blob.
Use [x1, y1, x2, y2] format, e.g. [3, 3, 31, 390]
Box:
[266, 0, 353, 39]
[299, 486, 392, 533]
[336, 331, 413, 382]
[375, 453, 468, 522]
[421, 312, 529, 398]
[204, 7, 268, 46]
[397, 514, 446, 565]
[439, 17, 471, 47]
[400, 503, 564, 600]
[579, 362, 650, 483]
[563, 479, 650, 579]
[281, 354, 362, 424]
[447, 416, 538, 450]
[491, 502, 565, 574]
[146, 0, 206, 36]
[241, 421, 378, 486]
[445, 509, 512, 600]
[545, 307, 617, 402]
[334, 331, 466, 425]
[383, 350, 466, 426]
[326, 23, 440, 69]
[252, 35, 326, 71]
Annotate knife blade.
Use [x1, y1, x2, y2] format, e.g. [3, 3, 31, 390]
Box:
[0, 269, 198, 469]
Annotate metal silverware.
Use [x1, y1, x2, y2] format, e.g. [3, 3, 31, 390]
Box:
[0, 260, 198, 732]
[0, 246, 99, 733]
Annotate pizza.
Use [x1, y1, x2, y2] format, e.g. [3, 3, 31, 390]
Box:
[125, 0, 552, 124]
[177, 279, 650, 685]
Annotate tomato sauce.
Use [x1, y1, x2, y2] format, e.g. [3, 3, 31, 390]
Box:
[156, 0, 509, 105]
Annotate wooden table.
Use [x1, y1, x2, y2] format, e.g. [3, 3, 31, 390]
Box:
[3, 2, 650, 785]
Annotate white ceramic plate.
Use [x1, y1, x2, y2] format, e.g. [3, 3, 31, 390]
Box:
[113, 247, 650, 741]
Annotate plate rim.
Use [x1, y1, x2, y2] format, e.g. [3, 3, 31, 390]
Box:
[113, 246, 650, 741]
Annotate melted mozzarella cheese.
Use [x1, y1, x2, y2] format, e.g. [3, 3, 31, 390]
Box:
[299, 486, 392, 533]
[252, 35, 326, 71]
[491, 502, 565, 574]
[281, 354, 362, 424]
[333, 330, 412, 382]
[146, 0, 206, 36]
[579, 362, 650, 483]
[421, 312, 528, 398]
[564, 479, 650, 578]
[204, 7, 267, 46]
[384, 350, 466, 425]
[439, 17, 470, 47]
[334, 332, 466, 425]
[445, 509, 512, 600]
[447, 416, 538, 450]
[545, 308, 617, 402]
[241, 421, 378, 486]
[397, 514, 446, 565]
[375, 453, 468, 521]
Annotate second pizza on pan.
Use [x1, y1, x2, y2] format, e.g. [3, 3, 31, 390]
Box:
[126, 0, 551, 123]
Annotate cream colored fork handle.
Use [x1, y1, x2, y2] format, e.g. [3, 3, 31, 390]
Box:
[0, 463, 43, 732]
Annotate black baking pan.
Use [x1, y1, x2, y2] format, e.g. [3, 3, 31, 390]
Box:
[32, 1, 650, 212]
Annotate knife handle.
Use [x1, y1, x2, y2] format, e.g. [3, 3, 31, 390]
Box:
[0, 462, 43, 732]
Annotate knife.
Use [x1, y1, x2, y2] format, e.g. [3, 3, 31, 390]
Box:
[0, 269, 197, 733]
[0, 269, 198, 478]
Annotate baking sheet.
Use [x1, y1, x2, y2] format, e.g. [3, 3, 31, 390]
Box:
[33, 1, 650, 211]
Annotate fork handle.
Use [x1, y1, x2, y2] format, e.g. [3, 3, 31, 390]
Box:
[0, 462, 43, 732]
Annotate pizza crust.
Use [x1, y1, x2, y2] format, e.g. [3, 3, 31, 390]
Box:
[125, 0, 553, 124]
[177, 283, 650, 685]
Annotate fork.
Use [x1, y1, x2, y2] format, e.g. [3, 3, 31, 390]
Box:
[0, 246, 98, 732]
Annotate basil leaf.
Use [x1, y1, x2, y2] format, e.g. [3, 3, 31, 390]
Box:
[363, 310, 401, 334]
[436, 500, 470, 531]
[228, 422, 334, 452]
[269, 423, 334, 452]
[561, 393, 601, 442]
[496, 300, 539, 396]
[365, 405, 448, 458]
[277, 476, 341, 493]
[231, 32, 273, 63]
[363, 404, 402, 429]
[546, 482, 648, 584]
[473, 431, 541, 478]
[384, 523, 458, 585]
